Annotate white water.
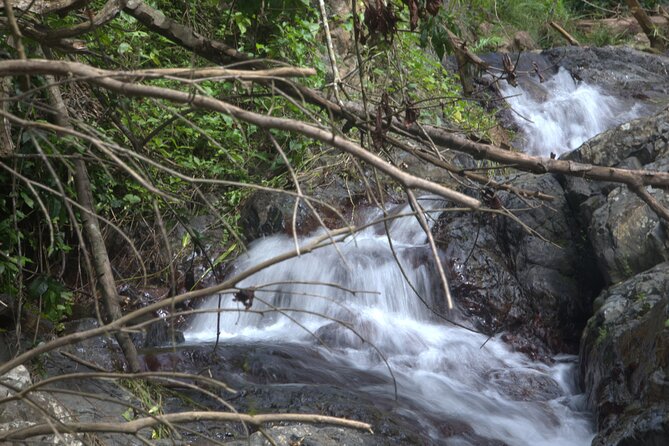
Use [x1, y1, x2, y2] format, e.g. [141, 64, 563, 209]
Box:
[187, 200, 594, 445]
[500, 67, 643, 157]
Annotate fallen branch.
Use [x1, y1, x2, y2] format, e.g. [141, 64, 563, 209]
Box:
[0, 412, 373, 440]
[138, 66, 317, 79]
[575, 15, 669, 36]
[626, 0, 667, 50]
[124, 0, 253, 66]
[22, 0, 125, 40]
[549, 21, 580, 46]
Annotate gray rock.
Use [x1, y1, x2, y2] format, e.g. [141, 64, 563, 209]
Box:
[559, 108, 669, 285]
[588, 186, 669, 284]
[580, 262, 669, 446]
[435, 172, 598, 358]
[0, 365, 85, 445]
[243, 424, 375, 446]
[543, 46, 669, 104]
[240, 190, 317, 243]
[563, 109, 669, 168]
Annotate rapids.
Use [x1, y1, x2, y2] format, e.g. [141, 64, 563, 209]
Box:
[187, 202, 594, 445]
[499, 67, 644, 157]
[181, 64, 651, 445]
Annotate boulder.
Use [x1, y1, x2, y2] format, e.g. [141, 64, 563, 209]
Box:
[580, 262, 669, 446]
[561, 109, 669, 285]
[542, 46, 669, 105]
[588, 185, 669, 284]
[434, 172, 598, 358]
[0, 365, 85, 445]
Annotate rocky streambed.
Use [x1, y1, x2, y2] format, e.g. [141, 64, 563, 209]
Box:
[2, 46, 669, 446]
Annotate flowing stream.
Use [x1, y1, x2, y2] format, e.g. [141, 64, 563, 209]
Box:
[184, 68, 638, 445]
[187, 205, 593, 445]
[499, 67, 643, 157]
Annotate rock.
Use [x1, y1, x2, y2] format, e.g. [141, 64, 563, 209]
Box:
[564, 109, 669, 168]
[142, 318, 185, 348]
[561, 109, 669, 285]
[434, 206, 526, 345]
[580, 262, 669, 446]
[512, 31, 537, 52]
[497, 173, 599, 352]
[0, 365, 85, 445]
[435, 172, 598, 358]
[238, 425, 381, 446]
[542, 46, 669, 105]
[240, 190, 318, 243]
[588, 186, 669, 284]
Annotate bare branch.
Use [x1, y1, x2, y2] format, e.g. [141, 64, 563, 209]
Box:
[0, 412, 372, 440]
[11, 0, 89, 15]
[0, 59, 482, 209]
[123, 0, 253, 66]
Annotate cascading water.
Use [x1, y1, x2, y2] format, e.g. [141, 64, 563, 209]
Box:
[187, 200, 594, 445]
[499, 67, 644, 157]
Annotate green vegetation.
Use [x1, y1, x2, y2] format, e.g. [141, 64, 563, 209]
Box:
[596, 325, 608, 346]
[0, 0, 661, 338]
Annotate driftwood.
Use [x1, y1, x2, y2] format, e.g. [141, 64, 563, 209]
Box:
[549, 21, 580, 46]
[625, 0, 666, 50]
[576, 15, 669, 36]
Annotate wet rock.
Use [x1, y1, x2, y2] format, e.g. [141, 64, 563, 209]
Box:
[0, 365, 85, 445]
[434, 206, 526, 344]
[236, 424, 375, 446]
[240, 190, 318, 243]
[485, 368, 563, 402]
[435, 173, 597, 358]
[142, 318, 185, 348]
[497, 173, 598, 352]
[580, 262, 669, 446]
[542, 46, 669, 105]
[563, 108, 669, 168]
[59, 318, 126, 371]
[561, 109, 669, 284]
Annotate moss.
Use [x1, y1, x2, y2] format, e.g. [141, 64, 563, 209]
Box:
[596, 325, 608, 346]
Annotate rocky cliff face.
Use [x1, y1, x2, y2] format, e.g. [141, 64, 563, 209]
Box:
[561, 109, 669, 445]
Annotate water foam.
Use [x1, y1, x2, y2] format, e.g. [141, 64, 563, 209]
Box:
[499, 67, 643, 157]
[187, 199, 594, 445]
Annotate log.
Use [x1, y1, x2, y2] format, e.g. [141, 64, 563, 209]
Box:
[625, 0, 666, 50]
[576, 15, 669, 36]
[549, 21, 580, 46]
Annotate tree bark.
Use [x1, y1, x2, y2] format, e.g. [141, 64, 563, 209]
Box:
[73, 159, 141, 372]
[625, 0, 666, 50]
[40, 60, 141, 373]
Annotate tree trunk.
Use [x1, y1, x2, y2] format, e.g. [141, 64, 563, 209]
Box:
[42, 63, 141, 373]
[625, 0, 666, 50]
[73, 159, 141, 372]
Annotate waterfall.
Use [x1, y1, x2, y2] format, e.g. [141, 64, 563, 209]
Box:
[187, 198, 594, 445]
[499, 67, 644, 157]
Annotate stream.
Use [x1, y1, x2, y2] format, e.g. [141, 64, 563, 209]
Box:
[185, 71, 638, 445]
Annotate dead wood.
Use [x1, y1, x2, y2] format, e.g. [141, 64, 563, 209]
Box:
[576, 15, 669, 37]
[549, 21, 581, 46]
[626, 0, 667, 50]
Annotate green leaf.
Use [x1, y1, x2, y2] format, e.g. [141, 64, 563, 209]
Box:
[181, 232, 191, 249]
[118, 43, 132, 54]
[28, 277, 49, 298]
[214, 243, 237, 266]
[123, 194, 141, 204]
[122, 408, 134, 421]
[20, 191, 34, 209]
